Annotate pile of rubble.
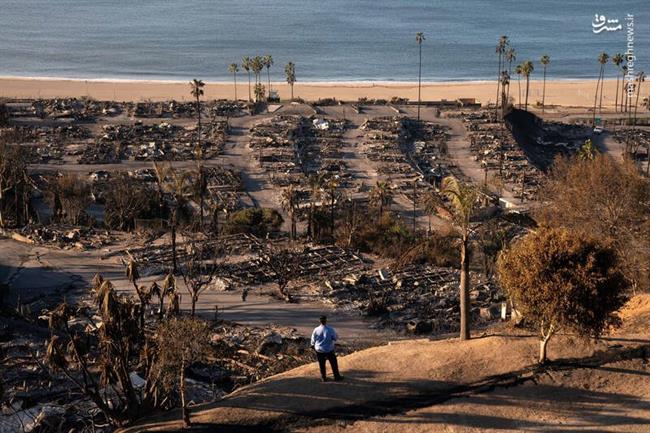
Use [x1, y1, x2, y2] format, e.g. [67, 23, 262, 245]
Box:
[465, 114, 543, 200]
[323, 265, 504, 335]
[249, 115, 312, 186]
[298, 117, 348, 177]
[223, 245, 367, 287]
[0, 301, 342, 433]
[130, 233, 264, 275]
[1, 125, 93, 164]
[79, 120, 227, 163]
[205, 322, 353, 387]
[361, 117, 413, 176]
[31, 98, 122, 120]
[10, 225, 115, 250]
[204, 166, 245, 212]
[404, 119, 451, 182]
[125, 100, 245, 119]
[360, 116, 457, 219]
[614, 128, 650, 160]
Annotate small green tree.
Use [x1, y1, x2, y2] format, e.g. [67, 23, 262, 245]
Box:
[497, 227, 629, 364]
[577, 138, 598, 161]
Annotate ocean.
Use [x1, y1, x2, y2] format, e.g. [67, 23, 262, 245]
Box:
[0, 0, 647, 82]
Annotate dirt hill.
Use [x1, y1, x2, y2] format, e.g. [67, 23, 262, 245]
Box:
[121, 294, 650, 432]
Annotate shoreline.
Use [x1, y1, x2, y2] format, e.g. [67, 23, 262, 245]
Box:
[0, 76, 618, 107]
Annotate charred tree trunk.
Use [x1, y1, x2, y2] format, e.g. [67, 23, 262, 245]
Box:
[171, 210, 178, 274]
[459, 233, 471, 341]
[180, 356, 190, 426]
[539, 324, 555, 364]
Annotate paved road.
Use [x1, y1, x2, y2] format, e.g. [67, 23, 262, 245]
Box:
[0, 237, 397, 344]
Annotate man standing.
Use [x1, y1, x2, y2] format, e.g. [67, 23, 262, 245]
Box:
[311, 315, 343, 382]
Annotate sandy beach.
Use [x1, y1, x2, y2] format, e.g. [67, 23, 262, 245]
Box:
[0, 77, 620, 108]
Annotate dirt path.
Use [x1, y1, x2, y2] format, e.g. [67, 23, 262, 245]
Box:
[120, 308, 650, 433]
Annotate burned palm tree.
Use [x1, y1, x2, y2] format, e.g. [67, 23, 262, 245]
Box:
[280, 184, 299, 240]
[125, 255, 152, 332]
[369, 180, 393, 219]
[152, 272, 176, 319]
[46, 279, 167, 426]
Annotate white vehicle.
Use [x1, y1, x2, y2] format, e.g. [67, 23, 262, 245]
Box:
[593, 126, 603, 135]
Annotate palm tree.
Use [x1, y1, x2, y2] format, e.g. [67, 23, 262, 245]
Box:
[280, 184, 299, 240]
[495, 36, 509, 118]
[189, 79, 205, 149]
[251, 56, 265, 102]
[515, 63, 523, 109]
[416, 32, 425, 121]
[252, 56, 264, 84]
[441, 176, 478, 341]
[540, 54, 550, 113]
[598, 52, 609, 113]
[263, 55, 273, 100]
[505, 47, 516, 103]
[634, 71, 646, 127]
[423, 190, 439, 235]
[228, 63, 239, 101]
[285, 62, 296, 100]
[593, 52, 609, 126]
[242, 57, 252, 102]
[500, 70, 510, 113]
[521, 61, 534, 110]
[621, 65, 629, 112]
[612, 53, 624, 112]
[369, 180, 393, 219]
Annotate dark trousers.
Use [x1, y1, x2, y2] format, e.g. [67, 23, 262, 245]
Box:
[316, 351, 341, 379]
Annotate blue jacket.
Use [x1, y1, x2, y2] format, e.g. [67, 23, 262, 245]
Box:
[311, 324, 338, 353]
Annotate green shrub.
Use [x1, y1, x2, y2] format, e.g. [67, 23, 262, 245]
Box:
[347, 214, 416, 258]
[224, 208, 283, 236]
